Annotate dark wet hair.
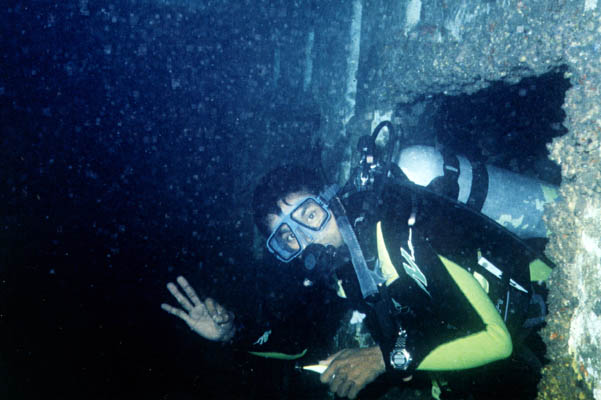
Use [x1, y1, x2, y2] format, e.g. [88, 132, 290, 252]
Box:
[252, 164, 324, 237]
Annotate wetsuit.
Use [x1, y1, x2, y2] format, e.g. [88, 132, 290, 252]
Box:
[240, 182, 551, 376]
[337, 182, 551, 374]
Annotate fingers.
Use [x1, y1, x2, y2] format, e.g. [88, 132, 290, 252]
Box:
[216, 309, 235, 325]
[163, 276, 234, 332]
[329, 369, 346, 393]
[319, 348, 352, 383]
[318, 348, 345, 369]
[204, 297, 217, 316]
[348, 381, 361, 399]
[338, 379, 355, 399]
[324, 366, 355, 399]
[319, 348, 386, 399]
[176, 276, 203, 306]
[160, 303, 178, 316]
[166, 281, 194, 312]
[205, 298, 233, 325]
[161, 303, 195, 326]
[320, 363, 337, 384]
[220, 319, 236, 341]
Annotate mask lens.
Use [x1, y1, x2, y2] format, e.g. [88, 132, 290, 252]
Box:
[267, 223, 301, 261]
[291, 198, 328, 230]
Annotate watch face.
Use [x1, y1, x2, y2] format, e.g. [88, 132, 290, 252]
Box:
[392, 351, 406, 364]
[391, 349, 410, 370]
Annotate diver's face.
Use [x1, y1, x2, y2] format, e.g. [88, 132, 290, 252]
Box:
[266, 191, 344, 251]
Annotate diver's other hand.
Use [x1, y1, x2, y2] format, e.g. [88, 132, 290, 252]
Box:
[161, 276, 235, 342]
[319, 346, 386, 399]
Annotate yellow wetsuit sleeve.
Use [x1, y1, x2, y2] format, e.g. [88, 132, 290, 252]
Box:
[416, 255, 513, 371]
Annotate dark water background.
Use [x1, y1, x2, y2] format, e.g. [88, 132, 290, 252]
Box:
[0, 1, 307, 398]
[1, 1, 567, 399]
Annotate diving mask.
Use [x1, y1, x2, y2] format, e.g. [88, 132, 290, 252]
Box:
[266, 196, 332, 262]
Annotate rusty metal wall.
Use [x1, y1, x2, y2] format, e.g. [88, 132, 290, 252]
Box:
[316, 1, 601, 398]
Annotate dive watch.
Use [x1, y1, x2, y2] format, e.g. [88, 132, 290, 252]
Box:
[389, 328, 412, 370]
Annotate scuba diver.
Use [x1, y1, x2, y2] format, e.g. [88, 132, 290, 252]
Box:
[161, 122, 556, 399]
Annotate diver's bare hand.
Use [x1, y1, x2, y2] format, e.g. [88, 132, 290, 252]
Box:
[319, 346, 386, 399]
[161, 276, 235, 342]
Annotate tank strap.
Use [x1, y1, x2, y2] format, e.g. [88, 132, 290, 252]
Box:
[466, 161, 489, 211]
[442, 152, 460, 199]
[426, 152, 460, 199]
[442, 152, 460, 181]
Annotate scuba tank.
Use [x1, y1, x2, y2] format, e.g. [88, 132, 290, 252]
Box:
[394, 145, 559, 239]
[343, 120, 558, 240]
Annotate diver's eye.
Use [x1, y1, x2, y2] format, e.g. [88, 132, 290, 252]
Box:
[291, 199, 326, 229]
[282, 232, 296, 243]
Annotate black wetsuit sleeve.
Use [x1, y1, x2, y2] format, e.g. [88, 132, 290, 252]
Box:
[382, 223, 487, 371]
[375, 186, 491, 373]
